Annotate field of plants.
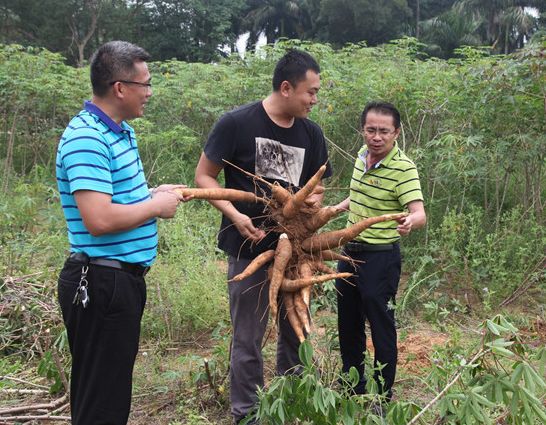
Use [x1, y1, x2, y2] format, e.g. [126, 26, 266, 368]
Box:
[0, 38, 545, 424]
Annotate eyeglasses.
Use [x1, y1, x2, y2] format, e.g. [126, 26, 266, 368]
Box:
[109, 80, 152, 88]
[363, 127, 396, 137]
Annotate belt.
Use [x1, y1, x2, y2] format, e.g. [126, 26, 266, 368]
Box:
[69, 252, 150, 277]
[344, 240, 399, 252]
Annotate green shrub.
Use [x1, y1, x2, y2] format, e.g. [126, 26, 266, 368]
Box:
[429, 206, 545, 305]
[142, 202, 229, 340]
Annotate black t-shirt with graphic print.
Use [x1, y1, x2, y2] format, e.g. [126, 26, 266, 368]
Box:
[204, 101, 332, 259]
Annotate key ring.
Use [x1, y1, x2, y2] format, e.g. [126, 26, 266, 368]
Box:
[80, 265, 88, 279]
[80, 266, 89, 287]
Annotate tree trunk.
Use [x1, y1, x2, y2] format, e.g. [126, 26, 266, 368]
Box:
[70, 0, 101, 67]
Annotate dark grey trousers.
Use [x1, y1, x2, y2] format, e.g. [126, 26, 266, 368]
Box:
[227, 255, 301, 422]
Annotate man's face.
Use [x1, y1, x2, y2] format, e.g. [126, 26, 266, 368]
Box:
[362, 111, 400, 160]
[284, 70, 320, 119]
[120, 61, 152, 120]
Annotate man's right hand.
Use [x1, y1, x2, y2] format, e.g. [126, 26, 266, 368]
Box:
[152, 190, 182, 218]
[194, 152, 265, 242]
[232, 212, 266, 243]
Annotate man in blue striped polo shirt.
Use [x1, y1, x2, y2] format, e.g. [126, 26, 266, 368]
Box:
[56, 41, 187, 425]
[334, 102, 426, 405]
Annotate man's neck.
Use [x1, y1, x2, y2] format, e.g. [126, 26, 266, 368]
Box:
[92, 96, 124, 124]
[262, 94, 294, 128]
[366, 150, 388, 170]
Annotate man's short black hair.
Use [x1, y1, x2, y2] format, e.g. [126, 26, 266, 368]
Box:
[272, 49, 320, 91]
[90, 41, 151, 97]
[360, 101, 401, 129]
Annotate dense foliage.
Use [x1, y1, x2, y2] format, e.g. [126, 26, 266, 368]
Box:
[0, 0, 544, 64]
[1, 37, 545, 301]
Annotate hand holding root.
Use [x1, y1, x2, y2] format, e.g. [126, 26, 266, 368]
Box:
[152, 191, 182, 218]
[232, 212, 266, 243]
[153, 184, 192, 201]
[396, 215, 412, 236]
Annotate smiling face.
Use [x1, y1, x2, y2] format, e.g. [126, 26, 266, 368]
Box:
[120, 60, 152, 120]
[283, 70, 320, 119]
[362, 111, 400, 161]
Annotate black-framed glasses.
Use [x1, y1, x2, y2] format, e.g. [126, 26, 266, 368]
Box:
[109, 80, 152, 88]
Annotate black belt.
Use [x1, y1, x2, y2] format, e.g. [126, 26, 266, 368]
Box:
[345, 240, 399, 252]
[69, 252, 150, 277]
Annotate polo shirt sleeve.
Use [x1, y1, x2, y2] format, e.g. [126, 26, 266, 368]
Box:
[59, 128, 113, 195]
[204, 112, 236, 167]
[395, 166, 424, 207]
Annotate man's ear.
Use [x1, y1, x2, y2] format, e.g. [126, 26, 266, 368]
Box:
[279, 80, 292, 97]
[111, 81, 125, 99]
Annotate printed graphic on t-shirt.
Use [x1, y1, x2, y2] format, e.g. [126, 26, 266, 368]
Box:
[255, 137, 305, 186]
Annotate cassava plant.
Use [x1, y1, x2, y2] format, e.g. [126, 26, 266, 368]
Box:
[250, 315, 545, 425]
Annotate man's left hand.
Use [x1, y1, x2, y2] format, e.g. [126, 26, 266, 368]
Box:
[396, 216, 413, 236]
[396, 201, 427, 236]
[151, 184, 191, 202]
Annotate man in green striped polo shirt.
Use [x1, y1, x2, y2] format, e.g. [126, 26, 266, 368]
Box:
[334, 101, 426, 403]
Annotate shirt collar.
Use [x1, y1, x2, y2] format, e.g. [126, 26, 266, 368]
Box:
[84, 101, 124, 134]
[382, 142, 399, 166]
[358, 142, 399, 171]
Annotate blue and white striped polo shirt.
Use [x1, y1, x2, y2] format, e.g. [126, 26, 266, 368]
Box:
[56, 101, 158, 266]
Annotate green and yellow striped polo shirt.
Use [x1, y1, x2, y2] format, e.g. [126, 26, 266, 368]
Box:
[347, 142, 423, 244]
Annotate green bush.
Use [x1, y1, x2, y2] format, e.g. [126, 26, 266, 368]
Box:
[142, 202, 229, 340]
[429, 206, 545, 304]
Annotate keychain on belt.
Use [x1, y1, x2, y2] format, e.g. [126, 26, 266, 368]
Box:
[73, 265, 90, 308]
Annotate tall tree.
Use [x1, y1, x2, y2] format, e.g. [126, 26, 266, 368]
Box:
[242, 0, 309, 46]
[419, 9, 482, 57]
[0, 0, 139, 65]
[0, 0, 73, 54]
[406, 0, 457, 37]
[68, 0, 101, 67]
[454, 0, 546, 53]
[315, 0, 411, 46]
[139, 0, 245, 62]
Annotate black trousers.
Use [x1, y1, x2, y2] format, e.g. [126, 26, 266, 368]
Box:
[335, 245, 401, 399]
[58, 257, 146, 425]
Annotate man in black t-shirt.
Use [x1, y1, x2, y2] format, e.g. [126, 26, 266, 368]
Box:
[195, 50, 331, 424]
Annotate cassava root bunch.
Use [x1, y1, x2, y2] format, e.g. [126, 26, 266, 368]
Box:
[177, 164, 407, 340]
